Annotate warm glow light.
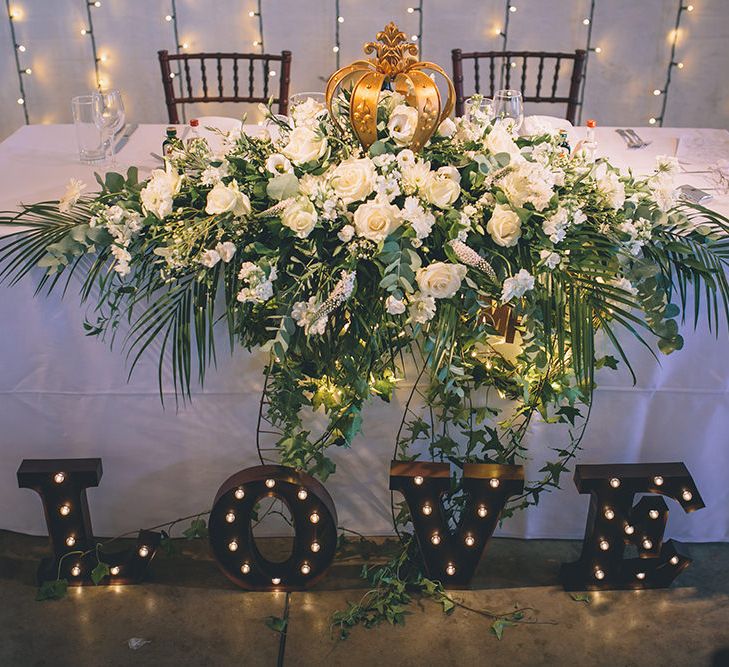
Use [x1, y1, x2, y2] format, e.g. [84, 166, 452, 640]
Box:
[338, 16, 344, 23]
[17, 98, 24, 105]
[642, 539, 653, 550]
[165, 15, 173, 22]
[636, 571, 646, 580]
[649, 117, 658, 125]
[465, 535, 475, 547]
[297, 488, 308, 501]
[670, 555, 680, 565]
[269, 70, 277, 77]
[54, 472, 66, 484]
[594, 46, 602, 54]
[59, 504, 71, 516]
[489, 478, 500, 488]
[310, 541, 320, 553]
[300, 562, 311, 575]
[23, 67, 32, 74]
[110, 566, 120, 575]
[422, 504, 432, 516]
[676, 62, 684, 69]
[138, 545, 150, 557]
[446, 563, 456, 576]
[682, 490, 693, 501]
[265, 478, 276, 488]
[407, 7, 415, 13]
[181, 42, 189, 49]
[595, 569, 605, 580]
[599, 540, 609, 551]
[248, 10, 256, 17]
[169, 72, 176, 79]
[583, 18, 590, 25]
[310, 512, 320, 524]
[80, 28, 88, 36]
[71, 565, 81, 577]
[228, 540, 238, 552]
[431, 533, 441, 545]
[332, 46, 340, 53]
[241, 563, 251, 574]
[685, 4, 694, 11]
[271, 577, 281, 585]
[609, 478, 620, 488]
[477, 505, 488, 518]
[653, 89, 662, 96]
[625, 525, 635, 535]
[411, 35, 418, 41]
[17, 44, 26, 52]
[653, 476, 664, 486]
[649, 509, 660, 520]
[414, 475, 424, 486]
[604, 508, 615, 520]
[234, 487, 245, 500]
[66, 536, 76, 547]
[509, 5, 517, 12]
[225, 511, 236, 523]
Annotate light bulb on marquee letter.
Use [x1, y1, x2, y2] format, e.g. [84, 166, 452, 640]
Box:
[560, 462, 704, 591]
[208, 465, 337, 591]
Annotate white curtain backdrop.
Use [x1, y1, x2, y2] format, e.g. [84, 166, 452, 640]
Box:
[1, 0, 729, 139]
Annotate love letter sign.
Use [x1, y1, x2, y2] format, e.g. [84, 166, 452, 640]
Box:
[560, 462, 704, 591]
[389, 461, 524, 586]
[17, 458, 160, 585]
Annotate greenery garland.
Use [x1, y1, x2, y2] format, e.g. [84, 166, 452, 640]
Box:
[2, 93, 729, 635]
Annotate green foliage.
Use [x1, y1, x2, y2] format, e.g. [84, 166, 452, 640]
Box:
[36, 579, 68, 601]
[182, 518, 208, 540]
[91, 561, 110, 585]
[264, 616, 288, 634]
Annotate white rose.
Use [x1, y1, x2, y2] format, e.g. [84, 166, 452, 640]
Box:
[501, 269, 535, 303]
[281, 197, 318, 238]
[199, 249, 221, 268]
[215, 241, 236, 263]
[282, 126, 328, 165]
[329, 157, 376, 204]
[58, 178, 86, 213]
[353, 201, 401, 242]
[422, 168, 461, 209]
[387, 104, 419, 147]
[205, 180, 251, 217]
[337, 224, 355, 242]
[437, 117, 457, 138]
[265, 153, 294, 175]
[408, 292, 436, 324]
[385, 295, 406, 315]
[416, 262, 467, 299]
[485, 124, 522, 161]
[487, 205, 522, 247]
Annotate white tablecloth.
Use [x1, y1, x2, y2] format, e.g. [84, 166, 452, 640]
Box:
[1, 124, 728, 541]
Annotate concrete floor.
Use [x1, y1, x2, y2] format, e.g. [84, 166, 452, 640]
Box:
[1, 530, 728, 667]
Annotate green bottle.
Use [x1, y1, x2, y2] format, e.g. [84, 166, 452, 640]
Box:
[162, 126, 179, 158]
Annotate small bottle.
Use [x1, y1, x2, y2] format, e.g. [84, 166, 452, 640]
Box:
[162, 126, 178, 158]
[188, 118, 200, 144]
[584, 119, 597, 161]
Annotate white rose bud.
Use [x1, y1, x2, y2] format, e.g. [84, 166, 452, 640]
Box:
[487, 204, 522, 247]
[281, 197, 318, 238]
[353, 201, 402, 242]
[416, 262, 467, 299]
[329, 157, 377, 204]
[422, 169, 461, 209]
[437, 117, 457, 138]
[337, 224, 355, 242]
[199, 249, 221, 268]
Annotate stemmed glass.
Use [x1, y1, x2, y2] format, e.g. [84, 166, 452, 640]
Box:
[492, 89, 524, 132]
[92, 89, 125, 166]
[464, 95, 494, 124]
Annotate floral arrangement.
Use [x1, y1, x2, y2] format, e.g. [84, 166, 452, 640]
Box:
[2, 79, 729, 632]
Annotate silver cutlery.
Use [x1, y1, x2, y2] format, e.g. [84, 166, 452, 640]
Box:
[615, 129, 641, 149]
[624, 128, 651, 148]
[114, 123, 138, 153]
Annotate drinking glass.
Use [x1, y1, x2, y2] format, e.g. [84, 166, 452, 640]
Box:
[289, 92, 326, 107]
[492, 89, 524, 132]
[92, 89, 126, 166]
[71, 95, 105, 164]
[464, 95, 494, 124]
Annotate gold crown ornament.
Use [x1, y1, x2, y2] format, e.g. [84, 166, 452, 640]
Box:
[325, 22, 455, 152]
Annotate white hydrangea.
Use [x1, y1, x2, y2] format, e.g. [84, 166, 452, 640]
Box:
[618, 217, 653, 256]
[401, 196, 435, 240]
[236, 262, 277, 304]
[498, 160, 555, 212]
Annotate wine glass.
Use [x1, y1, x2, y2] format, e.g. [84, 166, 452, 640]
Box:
[464, 95, 494, 124]
[289, 92, 326, 107]
[492, 89, 524, 132]
[92, 89, 125, 166]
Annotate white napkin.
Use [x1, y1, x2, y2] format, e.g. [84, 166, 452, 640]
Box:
[520, 115, 572, 137]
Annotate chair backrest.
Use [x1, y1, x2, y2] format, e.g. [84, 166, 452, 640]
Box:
[158, 50, 292, 124]
[451, 49, 586, 124]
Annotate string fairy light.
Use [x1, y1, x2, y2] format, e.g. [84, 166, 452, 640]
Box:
[333, 0, 342, 68]
[165, 0, 186, 121]
[406, 2, 424, 54]
[577, 0, 600, 124]
[496, 1, 517, 86]
[649, 1, 694, 126]
[80, 0, 102, 89]
[6, 1, 29, 123]
[248, 0, 265, 52]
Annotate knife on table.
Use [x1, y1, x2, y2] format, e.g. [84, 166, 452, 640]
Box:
[114, 123, 138, 153]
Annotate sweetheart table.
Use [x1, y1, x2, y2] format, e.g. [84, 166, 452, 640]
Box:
[1, 123, 728, 541]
